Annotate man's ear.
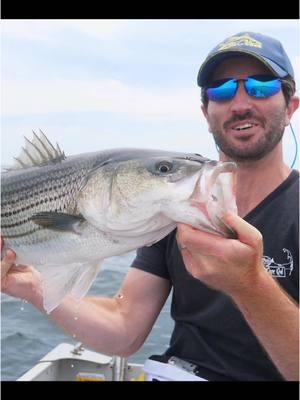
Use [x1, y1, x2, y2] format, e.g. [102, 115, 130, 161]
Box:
[285, 96, 299, 126]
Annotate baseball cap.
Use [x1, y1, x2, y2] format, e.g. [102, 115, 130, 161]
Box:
[197, 32, 294, 87]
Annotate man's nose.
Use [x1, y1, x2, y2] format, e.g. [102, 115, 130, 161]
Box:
[229, 82, 253, 114]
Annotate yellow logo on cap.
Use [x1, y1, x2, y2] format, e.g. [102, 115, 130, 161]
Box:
[218, 33, 262, 51]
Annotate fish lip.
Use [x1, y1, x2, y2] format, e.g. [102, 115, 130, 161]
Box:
[206, 161, 237, 236]
[190, 161, 236, 203]
[189, 161, 237, 236]
[208, 161, 237, 186]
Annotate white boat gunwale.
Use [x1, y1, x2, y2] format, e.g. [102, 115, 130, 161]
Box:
[17, 342, 144, 382]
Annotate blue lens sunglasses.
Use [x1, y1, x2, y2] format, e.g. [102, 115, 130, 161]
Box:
[206, 75, 282, 102]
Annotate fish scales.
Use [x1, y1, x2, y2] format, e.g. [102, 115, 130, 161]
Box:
[1, 153, 100, 243]
[1, 148, 186, 244]
[1, 133, 237, 313]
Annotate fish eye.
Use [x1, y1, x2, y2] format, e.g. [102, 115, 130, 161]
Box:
[156, 161, 173, 174]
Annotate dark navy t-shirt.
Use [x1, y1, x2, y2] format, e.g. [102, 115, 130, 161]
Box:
[130, 170, 299, 381]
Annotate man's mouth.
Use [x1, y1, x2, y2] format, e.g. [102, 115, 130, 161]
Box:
[234, 123, 257, 131]
[225, 118, 262, 132]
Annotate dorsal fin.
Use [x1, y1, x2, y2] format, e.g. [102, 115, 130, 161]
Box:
[7, 130, 66, 171]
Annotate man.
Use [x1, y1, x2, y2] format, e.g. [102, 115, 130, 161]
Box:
[1, 32, 299, 381]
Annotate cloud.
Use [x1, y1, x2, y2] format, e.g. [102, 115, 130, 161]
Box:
[2, 78, 201, 121]
[1, 20, 128, 42]
[224, 19, 299, 30]
[66, 20, 128, 39]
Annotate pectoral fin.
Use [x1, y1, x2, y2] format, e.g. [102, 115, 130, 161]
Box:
[36, 261, 102, 314]
[31, 212, 85, 233]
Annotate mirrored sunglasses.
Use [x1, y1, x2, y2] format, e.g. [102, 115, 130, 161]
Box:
[206, 75, 282, 102]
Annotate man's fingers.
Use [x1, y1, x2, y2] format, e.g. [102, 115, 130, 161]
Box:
[177, 223, 225, 255]
[222, 213, 263, 248]
[177, 213, 263, 256]
[1, 248, 16, 279]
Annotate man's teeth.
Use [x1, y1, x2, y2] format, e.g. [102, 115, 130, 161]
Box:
[235, 123, 254, 131]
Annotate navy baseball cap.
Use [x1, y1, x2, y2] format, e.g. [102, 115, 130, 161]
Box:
[197, 32, 294, 87]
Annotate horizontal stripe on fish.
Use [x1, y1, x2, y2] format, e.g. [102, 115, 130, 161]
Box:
[4, 227, 42, 239]
[1, 192, 71, 219]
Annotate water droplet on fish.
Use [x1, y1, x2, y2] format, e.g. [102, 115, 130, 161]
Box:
[70, 364, 74, 368]
[74, 316, 78, 321]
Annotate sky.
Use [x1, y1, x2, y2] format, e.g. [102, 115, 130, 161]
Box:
[1, 19, 299, 168]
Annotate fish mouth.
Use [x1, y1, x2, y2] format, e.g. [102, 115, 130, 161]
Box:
[191, 160, 236, 200]
[206, 161, 236, 189]
[190, 161, 237, 237]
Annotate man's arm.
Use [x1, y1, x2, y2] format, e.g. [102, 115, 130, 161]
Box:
[47, 268, 171, 356]
[231, 267, 299, 381]
[1, 241, 171, 357]
[176, 213, 299, 381]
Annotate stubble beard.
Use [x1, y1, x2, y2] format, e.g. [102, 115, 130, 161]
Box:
[209, 109, 287, 162]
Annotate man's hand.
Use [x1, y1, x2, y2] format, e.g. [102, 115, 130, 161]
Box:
[1, 237, 42, 304]
[1, 238, 16, 279]
[176, 213, 266, 297]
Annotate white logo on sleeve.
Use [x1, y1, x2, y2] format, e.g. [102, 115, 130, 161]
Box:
[262, 248, 293, 278]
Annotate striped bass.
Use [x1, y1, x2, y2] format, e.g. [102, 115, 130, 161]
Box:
[1, 132, 237, 313]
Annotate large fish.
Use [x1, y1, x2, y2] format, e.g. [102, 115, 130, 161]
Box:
[1, 132, 237, 313]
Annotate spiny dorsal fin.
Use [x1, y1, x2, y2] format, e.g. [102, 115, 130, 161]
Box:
[8, 130, 66, 171]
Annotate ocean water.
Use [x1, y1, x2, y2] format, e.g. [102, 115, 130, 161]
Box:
[1, 252, 174, 381]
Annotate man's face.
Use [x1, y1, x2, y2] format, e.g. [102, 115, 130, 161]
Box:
[202, 56, 290, 162]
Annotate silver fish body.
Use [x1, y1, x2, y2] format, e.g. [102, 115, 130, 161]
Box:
[1, 133, 237, 313]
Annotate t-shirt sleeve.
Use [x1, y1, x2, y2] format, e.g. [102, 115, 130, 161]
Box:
[130, 238, 170, 280]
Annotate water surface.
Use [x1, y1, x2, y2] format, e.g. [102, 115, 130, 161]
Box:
[1, 252, 173, 380]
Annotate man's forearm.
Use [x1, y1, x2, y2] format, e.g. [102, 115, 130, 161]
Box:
[46, 295, 132, 356]
[232, 268, 299, 381]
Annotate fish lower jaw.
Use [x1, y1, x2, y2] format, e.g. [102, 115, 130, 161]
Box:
[189, 199, 233, 237]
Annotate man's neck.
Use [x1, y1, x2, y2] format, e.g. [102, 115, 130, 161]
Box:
[220, 146, 291, 218]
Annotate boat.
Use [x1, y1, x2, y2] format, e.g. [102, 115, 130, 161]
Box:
[17, 342, 145, 381]
[17, 341, 208, 381]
